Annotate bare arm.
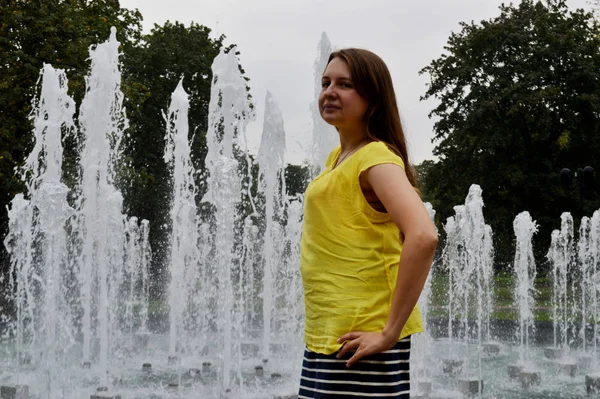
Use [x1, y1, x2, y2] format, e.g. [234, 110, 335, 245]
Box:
[337, 163, 438, 367]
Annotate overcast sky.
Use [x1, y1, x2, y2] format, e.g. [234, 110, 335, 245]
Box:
[119, 0, 591, 165]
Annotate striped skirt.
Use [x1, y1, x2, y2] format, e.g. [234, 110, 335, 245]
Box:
[298, 336, 411, 398]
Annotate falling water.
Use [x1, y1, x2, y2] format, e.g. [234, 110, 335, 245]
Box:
[464, 185, 494, 349]
[3, 64, 76, 394]
[578, 217, 591, 354]
[548, 212, 574, 352]
[513, 211, 538, 368]
[75, 27, 131, 381]
[579, 211, 600, 369]
[138, 219, 151, 333]
[443, 215, 459, 342]
[164, 80, 202, 358]
[280, 199, 304, 344]
[443, 185, 493, 395]
[590, 211, 600, 369]
[124, 217, 151, 338]
[309, 32, 337, 172]
[411, 203, 437, 395]
[257, 91, 286, 359]
[202, 47, 254, 392]
[3, 28, 151, 396]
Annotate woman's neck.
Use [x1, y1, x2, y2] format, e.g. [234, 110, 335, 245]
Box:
[338, 125, 369, 152]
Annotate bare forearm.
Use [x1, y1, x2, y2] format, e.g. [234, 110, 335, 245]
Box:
[383, 232, 437, 341]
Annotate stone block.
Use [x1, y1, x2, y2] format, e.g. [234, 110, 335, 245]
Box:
[442, 359, 463, 374]
[519, 371, 541, 388]
[507, 365, 523, 379]
[0, 385, 29, 399]
[202, 362, 212, 373]
[459, 379, 483, 395]
[18, 353, 31, 366]
[417, 381, 432, 394]
[241, 342, 259, 358]
[586, 375, 600, 395]
[133, 333, 150, 349]
[544, 347, 563, 359]
[269, 343, 285, 354]
[560, 363, 577, 377]
[482, 343, 500, 355]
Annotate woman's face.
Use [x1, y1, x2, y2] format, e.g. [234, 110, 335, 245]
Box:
[319, 57, 369, 130]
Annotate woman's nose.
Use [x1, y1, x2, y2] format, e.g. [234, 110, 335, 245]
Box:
[323, 84, 336, 97]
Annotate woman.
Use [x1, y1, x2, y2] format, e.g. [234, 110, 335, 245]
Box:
[298, 48, 438, 398]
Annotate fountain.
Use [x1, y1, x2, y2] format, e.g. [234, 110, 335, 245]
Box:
[584, 210, 600, 393]
[3, 28, 150, 398]
[308, 32, 337, 173]
[546, 213, 579, 377]
[411, 203, 436, 398]
[510, 211, 541, 387]
[163, 79, 202, 367]
[3, 27, 600, 399]
[439, 185, 492, 397]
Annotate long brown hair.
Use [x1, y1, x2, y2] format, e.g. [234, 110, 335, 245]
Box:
[327, 48, 418, 189]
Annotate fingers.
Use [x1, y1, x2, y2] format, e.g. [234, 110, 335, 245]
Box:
[337, 331, 362, 343]
[336, 339, 359, 359]
[346, 349, 365, 368]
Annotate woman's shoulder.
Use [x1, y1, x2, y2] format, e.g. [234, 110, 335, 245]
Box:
[358, 140, 405, 169]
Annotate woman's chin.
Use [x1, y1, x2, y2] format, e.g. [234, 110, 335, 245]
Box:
[320, 114, 341, 126]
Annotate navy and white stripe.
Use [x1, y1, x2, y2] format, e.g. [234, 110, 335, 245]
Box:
[299, 337, 411, 398]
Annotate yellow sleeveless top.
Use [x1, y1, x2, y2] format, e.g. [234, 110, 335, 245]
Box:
[300, 141, 423, 354]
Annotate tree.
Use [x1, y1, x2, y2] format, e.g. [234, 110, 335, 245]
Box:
[414, 160, 436, 204]
[420, 0, 600, 266]
[285, 163, 311, 198]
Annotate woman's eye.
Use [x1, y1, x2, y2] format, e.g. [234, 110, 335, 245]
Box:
[341, 82, 352, 88]
[321, 81, 330, 88]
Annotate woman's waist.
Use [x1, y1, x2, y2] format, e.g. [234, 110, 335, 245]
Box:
[303, 306, 422, 355]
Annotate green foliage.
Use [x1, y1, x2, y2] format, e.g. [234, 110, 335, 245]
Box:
[420, 0, 600, 266]
[285, 163, 311, 198]
[414, 160, 436, 203]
